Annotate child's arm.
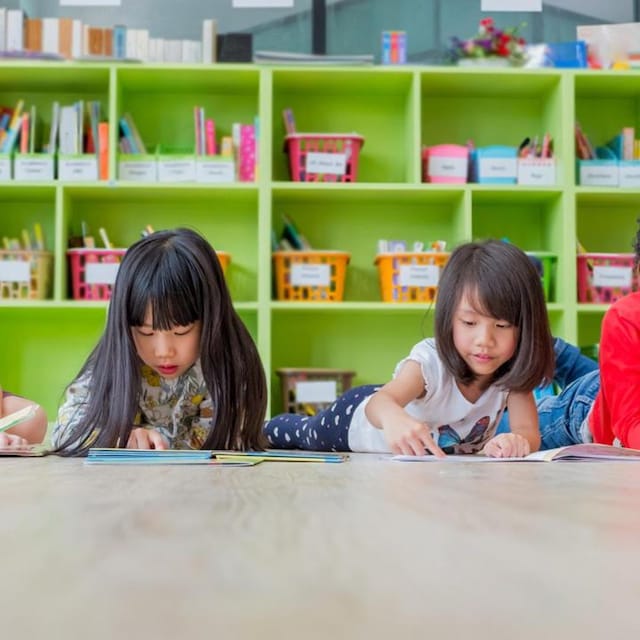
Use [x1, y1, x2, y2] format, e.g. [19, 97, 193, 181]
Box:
[0, 388, 48, 446]
[483, 391, 540, 458]
[365, 360, 446, 457]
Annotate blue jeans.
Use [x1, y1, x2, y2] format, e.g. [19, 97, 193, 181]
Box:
[498, 337, 600, 448]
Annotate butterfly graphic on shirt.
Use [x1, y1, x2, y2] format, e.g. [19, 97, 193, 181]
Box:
[437, 416, 490, 454]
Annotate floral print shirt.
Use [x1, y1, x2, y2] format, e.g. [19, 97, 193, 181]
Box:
[53, 359, 214, 449]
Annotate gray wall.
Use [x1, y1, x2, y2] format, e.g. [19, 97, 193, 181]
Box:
[13, 0, 636, 57]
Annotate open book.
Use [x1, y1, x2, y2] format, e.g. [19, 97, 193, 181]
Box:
[392, 443, 640, 462]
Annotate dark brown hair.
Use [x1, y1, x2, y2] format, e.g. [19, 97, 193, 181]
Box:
[434, 239, 554, 391]
[55, 227, 267, 455]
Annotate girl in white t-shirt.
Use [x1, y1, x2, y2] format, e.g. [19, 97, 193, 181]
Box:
[265, 240, 555, 457]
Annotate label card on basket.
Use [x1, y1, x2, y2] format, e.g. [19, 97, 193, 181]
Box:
[196, 159, 235, 183]
[306, 152, 346, 175]
[295, 381, 337, 404]
[291, 263, 330, 287]
[85, 262, 120, 285]
[0, 155, 11, 181]
[0, 260, 30, 283]
[58, 156, 99, 182]
[398, 264, 439, 287]
[592, 265, 632, 288]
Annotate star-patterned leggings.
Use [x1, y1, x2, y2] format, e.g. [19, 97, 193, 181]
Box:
[264, 384, 381, 451]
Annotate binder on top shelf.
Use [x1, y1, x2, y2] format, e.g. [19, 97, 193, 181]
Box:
[57, 100, 99, 182]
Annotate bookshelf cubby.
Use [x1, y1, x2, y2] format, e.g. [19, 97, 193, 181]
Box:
[1, 62, 639, 418]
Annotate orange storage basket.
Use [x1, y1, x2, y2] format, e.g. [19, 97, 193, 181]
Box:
[273, 250, 350, 302]
[216, 251, 231, 274]
[284, 133, 364, 182]
[375, 252, 450, 303]
[0, 250, 52, 300]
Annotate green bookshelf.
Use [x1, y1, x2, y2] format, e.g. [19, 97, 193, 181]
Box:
[1, 63, 640, 418]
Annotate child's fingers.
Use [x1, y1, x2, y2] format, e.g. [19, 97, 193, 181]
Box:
[420, 431, 446, 458]
[147, 430, 168, 450]
[0, 432, 28, 448]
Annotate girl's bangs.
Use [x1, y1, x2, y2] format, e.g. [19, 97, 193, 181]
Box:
[466, 279, 520, 326]
[127, 264, 202, 329]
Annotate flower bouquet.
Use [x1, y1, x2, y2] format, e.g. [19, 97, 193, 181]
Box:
[450, 17, 527, 66]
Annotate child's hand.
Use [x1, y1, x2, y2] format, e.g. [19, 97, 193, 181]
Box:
[0, 432, 29, 448]
[384, 419, 446, 457]
[127, 427, 168, 450]
[483, 433, 531, 458]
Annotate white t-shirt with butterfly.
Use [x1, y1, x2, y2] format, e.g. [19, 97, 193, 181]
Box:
[347, 338, 509, 453]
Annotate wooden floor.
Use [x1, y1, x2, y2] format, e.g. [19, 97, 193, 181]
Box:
[3, 454, 640, 639]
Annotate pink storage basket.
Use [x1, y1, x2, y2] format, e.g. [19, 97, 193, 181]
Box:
[68, 248, 127, 301]
[577, 253, 640, 303]
[422, 144, 469, 183]
[284, 133, 364, 182]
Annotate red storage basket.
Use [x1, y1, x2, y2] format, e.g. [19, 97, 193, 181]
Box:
[68, 248, 127, 301]
[284, 133, 364, 182]
[577, 252, 639, 303]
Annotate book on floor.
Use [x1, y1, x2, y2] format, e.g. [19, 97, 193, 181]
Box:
[85, 448, 348, 465]
[391, 443, 640, 463]
[0, 444, 46, 457]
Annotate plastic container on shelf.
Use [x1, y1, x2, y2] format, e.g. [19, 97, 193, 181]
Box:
[526, 251, 557, 302]
[272, 250, 350, 302]
[0, 250, 53, 300]
[422, 144, 469, 183]
[374, 252, 450, 303]
[67, 248, 128, 301]
[276, 368, 356, 415]
[216, 251, 231, 274]
[576, 252, 639, 303]
[284, 133, 364, 182]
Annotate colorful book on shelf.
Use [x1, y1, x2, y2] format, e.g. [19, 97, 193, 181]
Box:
[392, 443, 640, 463]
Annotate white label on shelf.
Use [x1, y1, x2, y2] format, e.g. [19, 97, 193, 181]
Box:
[295, 380, 337, 404]
[0, 260, 30, 282]
[579, 164, 618, 187]
[13, 156, 55, 181]
[619, 164, 640, 188]
[478, 157, 517, 179]
[196, 159, 235, 183]
[58, 156, 98, 182]
[482, 0, 541, 10]
[0, 157, 11, 181]
[233, 0, 293, 7]
[517, 159, 556, 185]
[85, 262, 120, 285]
[305, 152, 346, 175]
[157, 158, 196, 183]
[592, 265, 632, 288]
[60, 0, 120, 4]
[118, 161, 157, 182]
[428, 156, 467, 178]
[291, 263, 330, 287]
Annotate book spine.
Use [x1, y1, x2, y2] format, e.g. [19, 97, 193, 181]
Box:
[239, 124, 255, 182]
[98, 121, 109, 180]
[205, 118, 216, 155]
